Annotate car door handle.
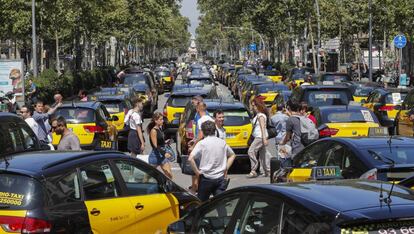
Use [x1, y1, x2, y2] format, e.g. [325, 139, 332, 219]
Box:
[135, 203, 144, 210]
[90, 208, 101, 216]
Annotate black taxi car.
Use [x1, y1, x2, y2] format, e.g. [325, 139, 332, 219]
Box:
[290, 84, 353, 107]
[52, 101, 118, 150]
[271, 136, 414, 183]
[0, 151, 199, 233]
[169, 180, 414, 233]
[0, 112, 42, 156]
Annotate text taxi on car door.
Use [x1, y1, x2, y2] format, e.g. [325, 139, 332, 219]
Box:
[52, 101, 119, 150]
[168, 179, 414, 234]
[88, 93, 133, 151]
[270, 132, 414, 185]
[362, 88, 409, 134]
[0, 151, 199, 234]
[313, 105, 381, 138]
[176, 99, 252, 163]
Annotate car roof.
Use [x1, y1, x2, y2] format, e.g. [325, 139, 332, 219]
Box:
[60, 101, 101, 109]
[299, 85, 351, 90]
[317, 105, 369, 111]
[94, 95, 126, 102]
[203, 99, 246, 110]
[171, 88, 210, 96]
[236, 180, 414, 214]
[0, 112, 22, 120]
[323, 136, 414, 148]
[0, 151, 127, 178]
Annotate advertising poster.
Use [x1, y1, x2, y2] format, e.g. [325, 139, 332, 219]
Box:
[0, 60, 25, 106]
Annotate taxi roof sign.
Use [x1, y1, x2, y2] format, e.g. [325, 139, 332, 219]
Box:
[311, 166, 342, 180]
[368, 127, 389, 137]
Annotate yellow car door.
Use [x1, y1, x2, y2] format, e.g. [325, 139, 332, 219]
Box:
[114, 160, 180, 233]
[80, 162, 137, 234]
[397, 109, 414, 136]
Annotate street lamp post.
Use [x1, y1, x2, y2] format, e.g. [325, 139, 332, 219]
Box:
[32, 0, 38, 77]
[368, 0, 373, 82]
[315, 0, 321, 75]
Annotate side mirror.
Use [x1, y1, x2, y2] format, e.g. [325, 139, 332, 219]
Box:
[167, 221, 186, 234]
[162, 179, 175, 193]
[395, 105, 402, 111]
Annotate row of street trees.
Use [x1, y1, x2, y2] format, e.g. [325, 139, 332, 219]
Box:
[0, 0, 191, 73]
[197, 0, 414, 71]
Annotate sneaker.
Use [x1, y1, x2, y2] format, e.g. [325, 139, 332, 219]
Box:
[246, 172, 258, 178]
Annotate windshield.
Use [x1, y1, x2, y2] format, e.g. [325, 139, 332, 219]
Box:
[0, 174, 43, 209]
[368, 147, 414, 165]
[257, 84, 288, 93]
[354, 87, 375, 97]
[168, 97, 192, 107]
[305, 90, 350, 107]
[123, 75, 148, 85]
[385, 93, 407, 105]
[55, 107, 96, 123]
[189, 79, 212, 85]
[222, 111, 251, 126]
[322, 75, 350, 82]
[264, 71, 280, 76]
[323, 109, 377, 123]
[292, 74, 306, 80]
[157, 71, 170, 77]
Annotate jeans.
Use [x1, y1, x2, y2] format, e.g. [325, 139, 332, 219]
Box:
[197, 175, 227, 202]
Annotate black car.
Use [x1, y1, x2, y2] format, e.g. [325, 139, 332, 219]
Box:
[289, 84, 354, 107]
[0, 112, 42, 156]
[0, 151, 199, 233]
[169, 180, 414, 233]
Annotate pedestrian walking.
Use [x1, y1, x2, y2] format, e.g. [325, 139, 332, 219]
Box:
[127, 97, 145, 157]
[214, 109, 226, 140]
[279, 100, 304, 166]
[196, 103, 214, 140]
[55, 116, 81, 150]
[27, 79, 38, 105]
[191, 95, 204, 138]
[20, 105, 39, 138]
[271, 104, 289, 160]
[188, 121, 236, 202]
[33, 100, 61, 145]
[147, 112, 174, 179]
[247, 97, 271, 178]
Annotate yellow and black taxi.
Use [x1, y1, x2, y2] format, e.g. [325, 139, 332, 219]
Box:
[155, 69, 174, 91]
[176, 99, 252, 161]
[247, 83, 289, 108]
[0, 112, 43, 155]
[163, 85, 216, 139]
[260, 69, 283, 83]
[169, 179, 414, 234]
[270, 91, 292, 115]
[88, 94, 133, 151]
[52, 101, 118, 150]
[271, 136, 414, 184]
[363, 88, 409, 134]
[239, 78, 271, 105]
[348, 82, 383, 103]
[395, 88, 414, 136]
[0, 151, 199, 233]
[290, 84, 354, 107]
[235, 75, 265, 100]
[314, 105, 381, 138]
[229, 69, 256, 96]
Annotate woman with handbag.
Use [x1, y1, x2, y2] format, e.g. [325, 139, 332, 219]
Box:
[147, 112, 175, 179]
[247, 97, 271, 178]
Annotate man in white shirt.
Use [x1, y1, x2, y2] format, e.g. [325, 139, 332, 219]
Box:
[188, 121, 236, 201]
[214, 109, 226, 140]
[20, 105, 39, 138]
[196, 102, 214, 140]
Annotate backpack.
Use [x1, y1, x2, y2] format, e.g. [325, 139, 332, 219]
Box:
[294, 115, 319, 146]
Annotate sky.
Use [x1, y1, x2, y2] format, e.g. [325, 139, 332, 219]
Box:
[180, 0, 200, 36]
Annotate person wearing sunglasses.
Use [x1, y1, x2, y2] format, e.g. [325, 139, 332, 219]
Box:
[20, 105, 39, 139]
[55, 116, 81, 151]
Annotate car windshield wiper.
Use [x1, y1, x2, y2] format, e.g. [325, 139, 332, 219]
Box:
[368, 150, 395, 166]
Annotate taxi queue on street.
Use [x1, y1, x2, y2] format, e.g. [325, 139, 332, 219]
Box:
[2, 62, 414, 233]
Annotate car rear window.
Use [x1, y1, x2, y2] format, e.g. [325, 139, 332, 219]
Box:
[189, 79, 212, 85]
[292, 74, 306, 80]
[305, 90, 351, 106]
[368, 147, 414, 165]
[222, 111, 251, 126]
[385, 93, 407, 104]
[55, 107, 95, 123]
[354, 87, 374, 97]
[0, 121, 39, 156]
[123, 75, 149, 86]
[157, 71, 170, 77]
[0, 174, 43, 209]
[264, 71, 280, 76]
[257, 84, 288, 93]
[168, 97, 192, 107]
[322, 75, 350, 82]
[101, 101, 125, 114]
[323, 109, 377, 123]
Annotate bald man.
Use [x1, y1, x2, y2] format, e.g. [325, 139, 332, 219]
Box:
[52, 94, 63, 107]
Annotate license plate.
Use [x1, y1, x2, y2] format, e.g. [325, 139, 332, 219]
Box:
[100, 140, 113, 149]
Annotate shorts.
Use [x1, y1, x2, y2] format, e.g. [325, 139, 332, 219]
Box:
[149, 149, 173, 166]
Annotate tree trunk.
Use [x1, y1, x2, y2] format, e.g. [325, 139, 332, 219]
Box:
[40, 38, 44, 72]
[55, 31, 60, 74]
[309, 18, 317, 73]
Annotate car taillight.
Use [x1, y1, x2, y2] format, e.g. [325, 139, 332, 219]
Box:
[319, 128, 339, 137]
[186, 121, 194, 139]
[0, 216, 51, 233]
[83, 125, 105, 133]
[163, 106, 168, 117]
[378, 105, 395, 111]
[360, 168, 377, 180]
